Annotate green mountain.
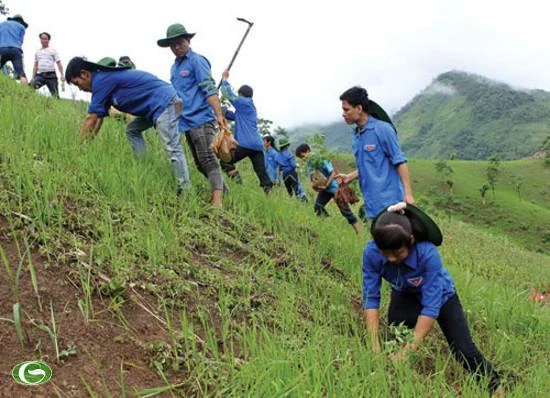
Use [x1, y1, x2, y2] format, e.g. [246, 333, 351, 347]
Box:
[290, 71, 550, 160]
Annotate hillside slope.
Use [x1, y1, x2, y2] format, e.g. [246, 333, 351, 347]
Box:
[1, 76, 550, 397]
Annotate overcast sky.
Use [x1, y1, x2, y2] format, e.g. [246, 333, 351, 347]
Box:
[6, 0, 550, 129]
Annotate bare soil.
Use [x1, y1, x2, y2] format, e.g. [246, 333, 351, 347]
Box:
[0, 215, 174, 397]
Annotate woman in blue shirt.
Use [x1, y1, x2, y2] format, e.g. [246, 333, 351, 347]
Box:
[363, 210, 503, 396]
[295, 144, 360, 235]
[276, 138, 307, 201]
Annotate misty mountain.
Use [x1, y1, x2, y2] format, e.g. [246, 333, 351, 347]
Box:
[288, 71, 550, 160]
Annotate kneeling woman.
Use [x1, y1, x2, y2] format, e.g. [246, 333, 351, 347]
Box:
[362, 209, 503, 396]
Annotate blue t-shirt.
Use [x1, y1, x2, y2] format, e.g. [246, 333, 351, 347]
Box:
[170, 49, 218, 132]
[362, 241, 456, 319]
[0, 20, 25, 49]
[306, 157, 338, 194]
[264, 147, 280, 182]
[220, 81, 263, 151]
[277, 148, 297, 174]
[352, 116, 407, 218]
[88, 69, 176, 124]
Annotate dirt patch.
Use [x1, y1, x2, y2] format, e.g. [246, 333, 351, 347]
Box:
[0, 215, 175, 397]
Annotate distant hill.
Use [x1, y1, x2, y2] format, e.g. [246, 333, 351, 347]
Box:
[289, 71, 550, 160]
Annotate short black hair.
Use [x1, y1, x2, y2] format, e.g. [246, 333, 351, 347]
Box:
[295, 143, 310, 157]
[263, 135, 277, 151]
[372, 212, 413, 251]
[238, 84, 253, 98]
[39, 32, 51, 40]
[340, 86, 369, 112]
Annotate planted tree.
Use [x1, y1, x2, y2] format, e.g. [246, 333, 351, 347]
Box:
[479, 184, 490, 206]
[434, 159, 455, 197]
[542, 135, 550, 166]
[486, 156, 501, 197]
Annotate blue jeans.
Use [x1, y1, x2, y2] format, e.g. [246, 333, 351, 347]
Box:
[126, 97, 190, 189]
[0, 47, 26, 79]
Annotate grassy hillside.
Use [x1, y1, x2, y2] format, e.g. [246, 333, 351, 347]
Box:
[1, 76, 550, 397]
[332, 153, 550, 255]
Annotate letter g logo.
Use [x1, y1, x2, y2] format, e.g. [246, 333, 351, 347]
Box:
[12, 361, 52, 385]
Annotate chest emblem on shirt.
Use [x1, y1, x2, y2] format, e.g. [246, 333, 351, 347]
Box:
[365, 144, 376, 151]
[180, 70, 190, 77]
[407, 277, 423, 287]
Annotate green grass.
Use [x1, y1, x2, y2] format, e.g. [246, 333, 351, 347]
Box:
[1, 75, 550, 396]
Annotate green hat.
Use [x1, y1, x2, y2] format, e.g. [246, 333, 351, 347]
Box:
[97, 57, 117, 67]
[7, 14, 28, 28]
[371, 202, 443, 246]
[278, 136, 291, 148]
[157, 23, 196, 47]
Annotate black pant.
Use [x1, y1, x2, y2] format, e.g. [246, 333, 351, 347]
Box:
[31, 71, 59, 97]
[220, 146, 272, 191]
[388, 291, 501, 393]
[314, 190, 358, 225]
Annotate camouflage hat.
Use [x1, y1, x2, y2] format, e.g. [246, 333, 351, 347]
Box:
[278, 136, 291, 148]
[157, 23, 195, 47]
[97, 57, 117, 67]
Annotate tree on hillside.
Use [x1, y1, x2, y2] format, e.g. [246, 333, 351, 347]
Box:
[257, 118, 273, 136]
[486, 156, 501, 197]
[0, 1, 9, 15]
[305, 133, 328, 156]
[273, 126, 288, 139]
[542, 135, 550, 166]
[434, 160, 455, 196]
[479, 184, 490, 206]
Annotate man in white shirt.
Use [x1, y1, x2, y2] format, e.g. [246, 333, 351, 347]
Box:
[31, 32, 64, 97]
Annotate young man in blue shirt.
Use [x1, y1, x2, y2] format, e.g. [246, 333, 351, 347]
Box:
[263, 135, 280, 185]
[65, 56, 191, 195]
[363, 209, 503, 397]
[337, 86, 414, 219]
[0, 14, 29, 84]
[220, 69, 272, 193]
[158, 23, 226, 207]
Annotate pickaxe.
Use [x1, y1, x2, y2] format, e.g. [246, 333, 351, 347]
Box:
[218, 17, 254, 88]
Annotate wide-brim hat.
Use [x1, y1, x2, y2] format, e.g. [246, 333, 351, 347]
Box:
[65, 56, 130, 83]
[7, 14, 28, 28]
[278, 137, 291, 148]
[371, 202, 443, 246]
[157, 23, 196, 47]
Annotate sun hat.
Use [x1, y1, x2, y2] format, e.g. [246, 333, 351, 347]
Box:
[65, 56, 130, 83]
[278, 136, 291, 148]
[157, 23, 195, 47]
[97, 57, 117, 67]
[371, 202, 443, 246]
[7, 14, 28, 28]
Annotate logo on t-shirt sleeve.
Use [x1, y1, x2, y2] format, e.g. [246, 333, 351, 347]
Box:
[407, 277, 423, 287]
